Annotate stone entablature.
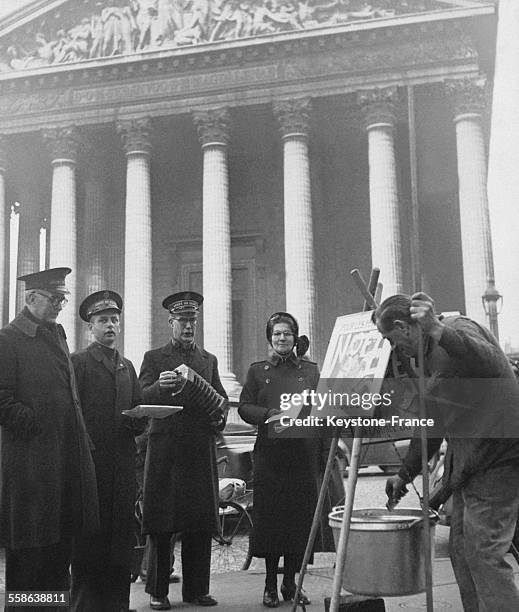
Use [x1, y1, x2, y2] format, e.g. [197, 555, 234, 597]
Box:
[0, 0, 490, 72]
[0, 14, 484, 133]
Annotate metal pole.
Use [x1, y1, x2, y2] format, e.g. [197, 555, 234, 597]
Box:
[407, 84, 422, 292]
[482, 280, 502, 341]
[417, 332, 434, 612]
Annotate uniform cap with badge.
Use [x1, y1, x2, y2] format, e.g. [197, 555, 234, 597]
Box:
[79, 290, 123, 322]
[162, 291, 203, 316]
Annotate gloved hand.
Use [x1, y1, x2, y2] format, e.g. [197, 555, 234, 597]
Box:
[385, 474, 408, 510]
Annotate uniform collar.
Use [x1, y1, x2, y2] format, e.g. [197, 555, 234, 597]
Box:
[11, 307, 65, 338]
[171, 339, 196, 353]
[268, 351, 299, 367]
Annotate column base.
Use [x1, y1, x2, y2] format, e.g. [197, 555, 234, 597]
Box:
[219, 372, 242, 403]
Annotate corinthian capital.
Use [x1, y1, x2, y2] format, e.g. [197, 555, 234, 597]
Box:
[116, 117, 153, 155]
[193, 108, 231, 147]
[445, 76, 488, 117]
[357, 86, 399, 129]
[273, 98, 312, 138]
[42, 126, 82, 163]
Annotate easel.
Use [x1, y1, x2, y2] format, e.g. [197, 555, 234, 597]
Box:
[291, 268, 434, 612]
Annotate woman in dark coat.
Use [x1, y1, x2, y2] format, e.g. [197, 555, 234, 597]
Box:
[238, 312, 342, 608]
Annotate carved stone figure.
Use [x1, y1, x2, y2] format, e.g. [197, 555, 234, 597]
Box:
[131, 0, 160, 50]
[59, 18, 92, 62]
[0, 0, 441, 68]
[101, 5, 136, 56]
[173, 0, 210, 45]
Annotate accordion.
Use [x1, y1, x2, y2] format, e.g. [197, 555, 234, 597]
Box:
[175, 363, 226, 420]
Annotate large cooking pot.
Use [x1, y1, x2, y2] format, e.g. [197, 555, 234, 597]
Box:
[328, 507, 437, 596]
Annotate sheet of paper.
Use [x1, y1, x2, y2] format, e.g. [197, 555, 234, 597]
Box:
[122, 404, 183, 419]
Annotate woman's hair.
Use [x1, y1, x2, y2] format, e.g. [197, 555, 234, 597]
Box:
[372, 294, 413, 332]
[265, 311, 309, 357]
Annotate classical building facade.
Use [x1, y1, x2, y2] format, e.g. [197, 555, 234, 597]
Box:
[0, 0, 508, 397]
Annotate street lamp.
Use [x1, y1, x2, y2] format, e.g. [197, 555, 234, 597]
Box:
[482, 280, 503, 341]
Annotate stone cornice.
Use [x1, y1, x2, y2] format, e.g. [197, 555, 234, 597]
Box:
[273, 98, 312, 138]
[0, 17, 478, 94]
[0, 17, 484, 131]
[444, 75, 488, 117]
[116, 117, 153, 156]
[193, 108, 231, 147]
[41, 125, 81, 162]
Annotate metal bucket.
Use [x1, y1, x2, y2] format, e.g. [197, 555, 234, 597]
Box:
[328, 507, 437, 596]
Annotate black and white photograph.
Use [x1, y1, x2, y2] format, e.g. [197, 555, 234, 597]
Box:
[0, 1, 518, 610]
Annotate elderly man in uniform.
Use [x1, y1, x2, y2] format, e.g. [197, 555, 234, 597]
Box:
[0, 268, 99, 611]
[70, 290, 145, 612]
[140, 291, 227, 610]
[376, 292, 519, 612]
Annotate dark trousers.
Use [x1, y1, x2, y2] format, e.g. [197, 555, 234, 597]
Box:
[5, 539, 71, 612]
[70, 562, 131, 612]
[449, 464, 519, 611]
[145, 531, 212, 601]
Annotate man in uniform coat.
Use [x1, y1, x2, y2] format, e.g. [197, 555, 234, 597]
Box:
[70, 291, 145, 612]
[0, 268, 99, 611]
[140, 291, 227, 610]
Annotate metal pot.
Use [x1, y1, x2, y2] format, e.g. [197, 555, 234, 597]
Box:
[328, 507, 437, 596]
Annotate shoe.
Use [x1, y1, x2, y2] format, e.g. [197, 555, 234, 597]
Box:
[280, 582, 311, 605]
[263, 588, 280, 608]
[150, 595, 171, 610]
[169, 570, 181, 583]
[183, 594, 218, 606]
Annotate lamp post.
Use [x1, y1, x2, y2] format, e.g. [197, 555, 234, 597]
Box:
[482, 280, 503, 341]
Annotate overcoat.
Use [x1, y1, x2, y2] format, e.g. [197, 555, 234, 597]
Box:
[140, 341, 228, 534]
[71, 343, 144, 567]
[0, 309, 99, 549]
[239, 353, 342, 558]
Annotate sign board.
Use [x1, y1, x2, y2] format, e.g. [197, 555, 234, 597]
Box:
[318, 311, 413, 444]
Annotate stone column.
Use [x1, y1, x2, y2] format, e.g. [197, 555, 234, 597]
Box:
[80, 155, 108, 347]
[447, 77, 495, 327]
[117, 117, 153, 369]
[487, 0, 519, 352]
[193, 108, 240, 400]
[0, 138, 6, 326]
[15, 188, 42, 314]
[273, 97, 317, 348]
[42, 126, 81, 350]
[358, 87, 403, 297]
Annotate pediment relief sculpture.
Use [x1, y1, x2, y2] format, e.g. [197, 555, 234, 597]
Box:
[0, 0, 486, 72]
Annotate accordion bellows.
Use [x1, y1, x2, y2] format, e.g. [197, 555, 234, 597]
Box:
[176, 363, 226, 413]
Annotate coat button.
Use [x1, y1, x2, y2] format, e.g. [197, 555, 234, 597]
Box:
[298, 377, 304, 382]
[265, 378, 270, 384]
[264, 365, 270, 370]
[298, 364, 302, 369]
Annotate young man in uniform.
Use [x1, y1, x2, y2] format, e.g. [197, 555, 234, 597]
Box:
[71, 290, 144, 612]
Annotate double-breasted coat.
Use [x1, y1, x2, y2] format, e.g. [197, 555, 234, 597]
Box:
[239, 353, 341, 558]
[139, 341, 228, 535]
[0, 309, 99, 550]
[71, 342, 144, 567]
